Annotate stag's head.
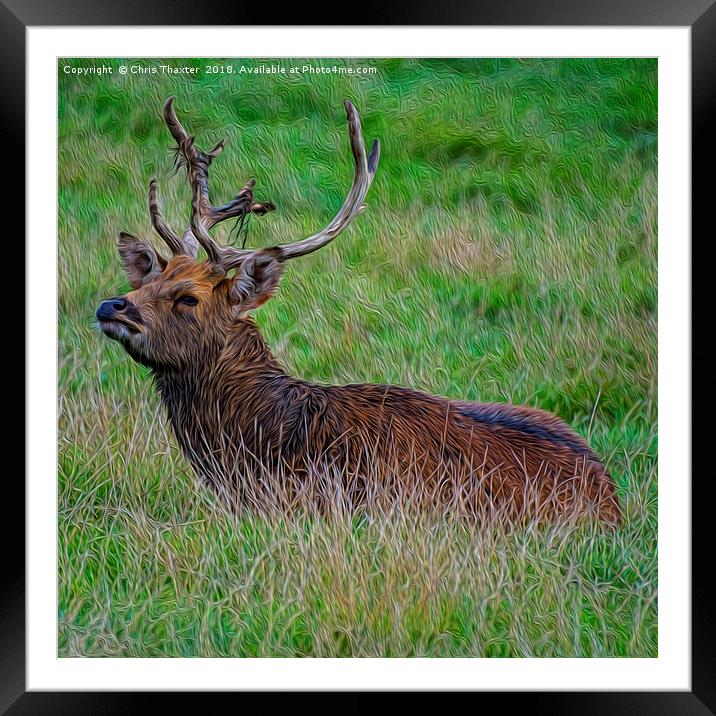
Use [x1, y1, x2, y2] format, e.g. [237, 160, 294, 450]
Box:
[97, 97, 380, 369]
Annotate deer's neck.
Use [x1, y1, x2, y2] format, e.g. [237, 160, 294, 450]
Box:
[153, 318, 293, 468]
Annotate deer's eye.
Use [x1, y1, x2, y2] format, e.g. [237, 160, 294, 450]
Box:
[175, 295, 198, 307]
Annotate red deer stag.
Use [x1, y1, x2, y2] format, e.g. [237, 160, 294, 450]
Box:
[97, 97, 622, 524]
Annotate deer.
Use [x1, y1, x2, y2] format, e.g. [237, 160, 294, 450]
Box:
[96, 96, 622, 525]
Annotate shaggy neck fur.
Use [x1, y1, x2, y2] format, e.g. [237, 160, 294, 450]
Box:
[153, 318, 299, 480]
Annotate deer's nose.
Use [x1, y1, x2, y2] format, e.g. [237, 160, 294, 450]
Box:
[96, 297, 128, 321]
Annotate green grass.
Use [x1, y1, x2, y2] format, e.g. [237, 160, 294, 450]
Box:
[58, 58, 657, 657]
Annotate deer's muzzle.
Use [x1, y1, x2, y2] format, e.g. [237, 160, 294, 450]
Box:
[96, 297, 143, 336]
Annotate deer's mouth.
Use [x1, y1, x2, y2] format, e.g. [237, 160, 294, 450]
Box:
[98, 317, 142, 340]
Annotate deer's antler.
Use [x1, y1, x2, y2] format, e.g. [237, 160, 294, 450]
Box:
[150, 97, 380, 272]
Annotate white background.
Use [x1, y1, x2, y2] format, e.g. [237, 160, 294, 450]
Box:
[27, 27, 690, 690]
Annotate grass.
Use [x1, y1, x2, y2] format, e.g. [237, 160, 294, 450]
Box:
[58, 57, 657, 657]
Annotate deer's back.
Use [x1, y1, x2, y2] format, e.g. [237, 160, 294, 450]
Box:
[313, 382, 622, 523]
[197, 366, 621, 523]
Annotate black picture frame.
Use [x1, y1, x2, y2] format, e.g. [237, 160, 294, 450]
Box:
[11, 1, 710, 711]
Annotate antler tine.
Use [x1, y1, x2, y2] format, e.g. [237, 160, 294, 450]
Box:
[207, 138, 227, 161]
[219, 100, 380, 270]
[163, 95, 191, 147]
[148, 178, 199, 258]
[208, 178, 276, 229]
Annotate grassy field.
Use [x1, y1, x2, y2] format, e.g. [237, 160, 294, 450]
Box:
[58, 58, 657, 657]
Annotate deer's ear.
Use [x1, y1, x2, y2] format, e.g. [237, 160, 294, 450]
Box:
[229, 249, 284, 313]
[117, 232, 166, 288]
